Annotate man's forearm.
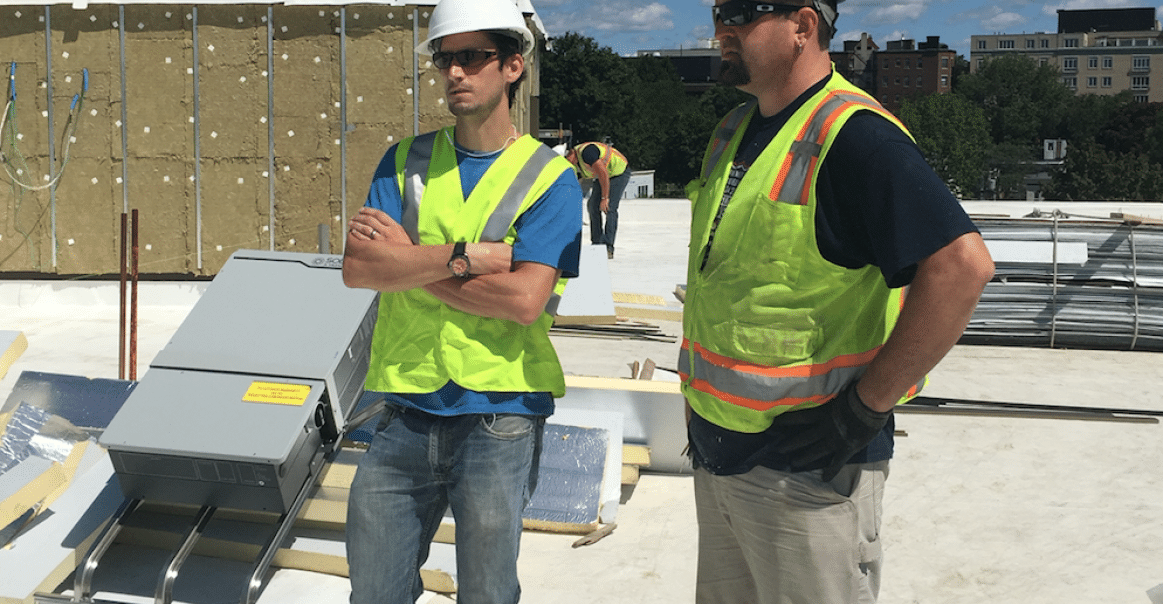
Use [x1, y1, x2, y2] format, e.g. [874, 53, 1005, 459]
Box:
[857, 232, 995, 412]
[424, 262, 560, 326]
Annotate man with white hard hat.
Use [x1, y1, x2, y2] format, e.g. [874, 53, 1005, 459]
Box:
[682, 1, 993, 602]
[342, 0, 583, 601]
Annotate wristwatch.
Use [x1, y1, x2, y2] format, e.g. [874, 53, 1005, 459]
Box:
[447, 241, 471, 278]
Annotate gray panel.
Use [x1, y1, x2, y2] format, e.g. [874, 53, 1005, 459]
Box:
[150, 250, 378, 382]
[100, 369, 325, 465]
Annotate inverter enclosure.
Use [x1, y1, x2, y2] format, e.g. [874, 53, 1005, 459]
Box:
[100, 250, 379, 513]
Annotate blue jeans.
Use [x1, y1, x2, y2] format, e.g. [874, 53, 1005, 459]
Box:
[587, 168, 631, 251]
[347, 404, 545, 604]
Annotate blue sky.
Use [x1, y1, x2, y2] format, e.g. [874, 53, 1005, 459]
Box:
[533, 0, 1163, 57]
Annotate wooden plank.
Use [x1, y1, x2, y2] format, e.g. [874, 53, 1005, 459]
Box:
[614, 306, 683, 323]
[0, 331, 27, 380]
[621, 464, 640, 485]
[622, 445, 651, 467]
[113, 526, 456, 593]
[611, 293, 668, 306]
[1110, 212, 1163, 226]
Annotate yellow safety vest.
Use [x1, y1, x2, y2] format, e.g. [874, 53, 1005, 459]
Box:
[572, 142, 628, 178]
[680, 70, 926, 433]
[365, 128, 574, 397]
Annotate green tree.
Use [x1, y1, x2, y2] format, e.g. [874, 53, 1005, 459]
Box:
[897, 93, 990, 196]
[539, 32, 633, 143]
[955, 54, 1073, 148]
[1043, 138, 1163, 201]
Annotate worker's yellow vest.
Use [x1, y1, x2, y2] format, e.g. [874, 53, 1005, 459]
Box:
[680, 70, 926, 433]
[365, 128, 573, 397]
[573, 142, 628, 178]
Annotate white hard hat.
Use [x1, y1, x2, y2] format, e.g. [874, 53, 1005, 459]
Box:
[416, 0, 535, 57]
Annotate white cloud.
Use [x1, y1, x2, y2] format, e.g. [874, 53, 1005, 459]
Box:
[592, 2, 673, 32]
[983, 11, 1027, 30]
[862, 0, 928, 25]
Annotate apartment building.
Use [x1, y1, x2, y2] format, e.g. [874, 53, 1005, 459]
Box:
[864, 36, 957, 113]
[970, 7, 1162, 103]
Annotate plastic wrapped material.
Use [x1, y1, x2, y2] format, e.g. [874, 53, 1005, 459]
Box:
[0, 403, 51, 474]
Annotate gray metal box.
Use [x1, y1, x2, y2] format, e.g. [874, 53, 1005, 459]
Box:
[100, 250, 379, 513]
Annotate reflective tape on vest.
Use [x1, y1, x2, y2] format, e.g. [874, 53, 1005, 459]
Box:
[770, 90, 907, 206]
[678, 338, 880, 411]
[702, 99, 757, 180]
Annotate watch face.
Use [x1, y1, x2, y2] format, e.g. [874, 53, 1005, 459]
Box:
[449, 257, 470, 278]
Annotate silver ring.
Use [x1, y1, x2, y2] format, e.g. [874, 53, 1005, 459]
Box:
[370, 229, 378, 237]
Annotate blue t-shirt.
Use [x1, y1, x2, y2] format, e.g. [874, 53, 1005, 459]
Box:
[689, 78, 979, 475]
[365, 138, 583, 417]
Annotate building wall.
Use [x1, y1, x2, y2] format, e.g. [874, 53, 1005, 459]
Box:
[873, 49, 956, 113]
[971, 30, 1163, 103]
[0, 2, 542, 276]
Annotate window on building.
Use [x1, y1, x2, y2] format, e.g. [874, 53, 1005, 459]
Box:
[916, 58, 923, 69]
[999, 39, 1015, 49]
[637, 185, 648, 198]
[1063, 76, 1077, 89]
[883, 59, 890, 69]
[1103, 56, 1113, 69]
[977, 58, 984, 70]
[1064, 38, 1079, 48]
[1063, 57, 1078, 71]
[1041, 39, 1050, 48]
[903, 77, 909, 86]
[896, 58, 901, 67]
[1102, 77, 1112, 88]
[1133, 56, 1150, 71]
[941, 75, 949, 87]
[1088, 56, 1098, 69]
[882, 77, 888, 87]
[1026, 39, 1035, 49]
[1135, 94, 1150, 103]
[977, 40, 986, 50]
[1132, 76, 1150, 90]
[1039, 58, 1049, 67]
[1087, 77, 1097, 88]
[894, 77, 900, 85]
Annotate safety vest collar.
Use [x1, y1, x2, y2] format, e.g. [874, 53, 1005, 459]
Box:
[399, 128, 560, 244]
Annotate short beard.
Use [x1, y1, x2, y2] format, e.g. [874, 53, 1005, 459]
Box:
[718, 57, 751, 87]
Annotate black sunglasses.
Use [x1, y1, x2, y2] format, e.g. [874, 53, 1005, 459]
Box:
[712, 1, 806, 27]
[432, 49, 499, 70]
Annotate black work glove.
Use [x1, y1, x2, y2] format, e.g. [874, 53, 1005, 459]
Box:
[775, 381, 892, 482]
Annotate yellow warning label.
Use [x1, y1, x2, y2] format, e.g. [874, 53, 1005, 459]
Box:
[243, 382, 312, 406]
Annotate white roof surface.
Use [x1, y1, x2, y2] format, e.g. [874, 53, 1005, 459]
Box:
[2, 198, 1162, 604]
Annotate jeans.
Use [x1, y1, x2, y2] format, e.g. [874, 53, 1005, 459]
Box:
[693, 461, 889, 604]
[587, 168, 631, 252]
[347, 404, 545, 604]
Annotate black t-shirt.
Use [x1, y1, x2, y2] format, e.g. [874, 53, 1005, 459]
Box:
[689, 79, 979, 475]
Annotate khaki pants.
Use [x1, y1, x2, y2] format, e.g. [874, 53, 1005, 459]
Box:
[693, 461, 889, 604]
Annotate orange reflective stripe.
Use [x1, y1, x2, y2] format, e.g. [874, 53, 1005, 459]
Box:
[684, 374, 836, 412]
[687, 338, 882, 379]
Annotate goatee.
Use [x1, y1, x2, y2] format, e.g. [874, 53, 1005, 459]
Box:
[718, 57, 750, 87]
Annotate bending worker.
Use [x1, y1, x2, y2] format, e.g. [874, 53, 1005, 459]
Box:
[340, 0, 583, 601]
[681, 1, 995, 602]
[566, 141, 630, 259]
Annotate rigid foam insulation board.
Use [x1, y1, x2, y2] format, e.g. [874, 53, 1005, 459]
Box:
[549, 409, 624, 524]
[0, 371, 136, 435]
[558, 376, 691, 474]
[0, 332, 27, 381]
[522, 424, 608, 533]
[0, 444, 121, 604]
[555, 244, 617, 326]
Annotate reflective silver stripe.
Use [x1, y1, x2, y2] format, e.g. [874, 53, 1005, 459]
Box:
[481, 144, 560, 242]
[774, 93, 882, 204]
[702, 99, 756, 180]
[684, 345, 866, 404]
[401, 131, 438, 243]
